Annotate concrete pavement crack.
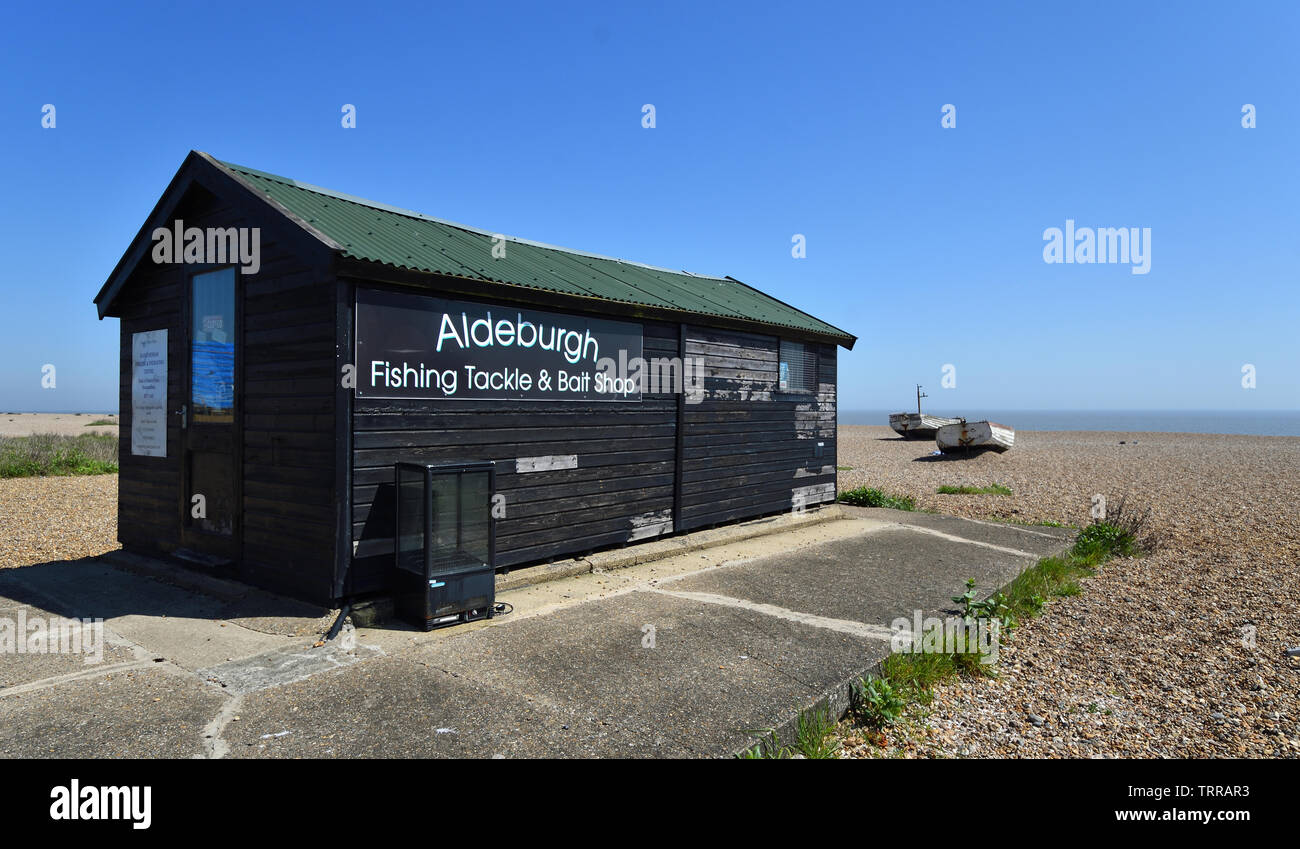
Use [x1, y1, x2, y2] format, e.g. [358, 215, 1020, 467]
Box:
[198, 693, 244, 759]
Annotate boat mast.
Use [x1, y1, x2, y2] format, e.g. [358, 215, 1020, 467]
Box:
[916, 384, 927, 415]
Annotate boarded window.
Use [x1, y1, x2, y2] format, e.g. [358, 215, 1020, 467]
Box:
[779, 340, 817, 393]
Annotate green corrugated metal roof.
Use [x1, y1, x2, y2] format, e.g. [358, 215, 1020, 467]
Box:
[210, 157, 854, 345]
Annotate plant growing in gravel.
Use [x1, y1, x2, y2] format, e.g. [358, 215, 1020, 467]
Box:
[978, 593, 1014, 630]
[738, 729, 790, 759]
[0, 433, 118, 478]
[952, 579, 1016, 631]
[880, 651, 952, 705]
[1003, 555, 1095, 622]
[952, 578, 980, 617]
[793, 706, 842, 758]
[739, 708, 841, 759]
[937, 483, 1013, 495]
[852, 675, 907, 728]
[950, 644, 998, 677]
[838, 486, 916, 511]
[1073, 522, 1132, 560]
[1077, 496, 1161, 558]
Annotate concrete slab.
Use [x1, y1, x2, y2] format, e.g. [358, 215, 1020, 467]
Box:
[0, 594, 146, 690]
[104, 549, 335, 636]
[107, 614, 291, 671]
[0, 558, 228, 622]
[0, 666, 226, 758]
[352, 514, 891, 656]
[842, 506, 1076, 556]
[664, 527, 1036, 628]
[405, 589, 888, 756]
[221, 654, 597, 758]
[0, 558, 303, 670]
[1, 508, 1077, 758]
[223, 589, 887, 757]
[0, 636, 144, 691]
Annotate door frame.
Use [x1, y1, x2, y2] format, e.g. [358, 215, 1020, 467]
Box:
[178, 263, 244, 561]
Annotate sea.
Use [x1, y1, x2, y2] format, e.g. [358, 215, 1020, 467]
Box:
[840, 410, 1300, 437]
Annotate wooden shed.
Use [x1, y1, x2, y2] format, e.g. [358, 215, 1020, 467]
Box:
[93, 151, 856, 607]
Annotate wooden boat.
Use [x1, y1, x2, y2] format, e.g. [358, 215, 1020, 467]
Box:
[936, 420, 1015, 453]
[889, 412, 962, 439]
[889, 384, 960, 439]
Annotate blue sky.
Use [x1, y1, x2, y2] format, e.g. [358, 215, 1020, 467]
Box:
[2, 0, 1296, 412]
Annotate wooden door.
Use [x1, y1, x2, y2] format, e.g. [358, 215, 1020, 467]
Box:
[179, 266, 241, 562]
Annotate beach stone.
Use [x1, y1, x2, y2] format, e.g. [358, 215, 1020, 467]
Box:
[834, 425, 1300, 759]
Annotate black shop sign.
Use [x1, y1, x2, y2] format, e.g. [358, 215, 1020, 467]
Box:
[356, 288, 644, 401]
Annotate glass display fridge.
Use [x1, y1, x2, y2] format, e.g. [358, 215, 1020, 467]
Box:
[394, 460, 496, 630]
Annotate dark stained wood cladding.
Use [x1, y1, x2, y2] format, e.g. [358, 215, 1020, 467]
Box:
[346, 302, 838, 597]
[679, 326, 838, 530]
[113, 179, 340, 605]
[116, 258, 184, 553]
[239, 239, 337, 602]
[345, 309, 682, 595]
[108, 165, 842, 609]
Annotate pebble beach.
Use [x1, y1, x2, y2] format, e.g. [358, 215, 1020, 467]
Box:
[0, 415, 121, 569]
[837, 425, 1300, 758]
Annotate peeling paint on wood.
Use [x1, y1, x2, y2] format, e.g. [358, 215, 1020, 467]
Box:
[516, 454, 579, 473]
[792, 483, 836, 505]
[629, 509, 673, 541]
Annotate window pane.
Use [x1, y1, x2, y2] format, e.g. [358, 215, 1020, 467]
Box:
[191, 268, 236, 423]
[429, 469, 492, 575]
[779, 340, 817, 393]
[458, 470, 492, 567]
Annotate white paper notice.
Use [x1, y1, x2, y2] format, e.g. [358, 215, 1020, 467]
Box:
[131, 329, 168, 457]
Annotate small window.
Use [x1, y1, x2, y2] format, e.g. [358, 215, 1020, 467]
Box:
[191, 267, 237, 423]
[779, 339, 817, 393]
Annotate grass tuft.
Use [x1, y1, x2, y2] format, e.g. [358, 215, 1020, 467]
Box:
[838, 486, 916, 511]
[0, 433, 119, 477]
[880, 651, 953, 704]
[937, 483, 1013, 496]
[738, 705, 842, 759]
[1075, 496, 1162, 559]
[793, 707, 841, 758]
